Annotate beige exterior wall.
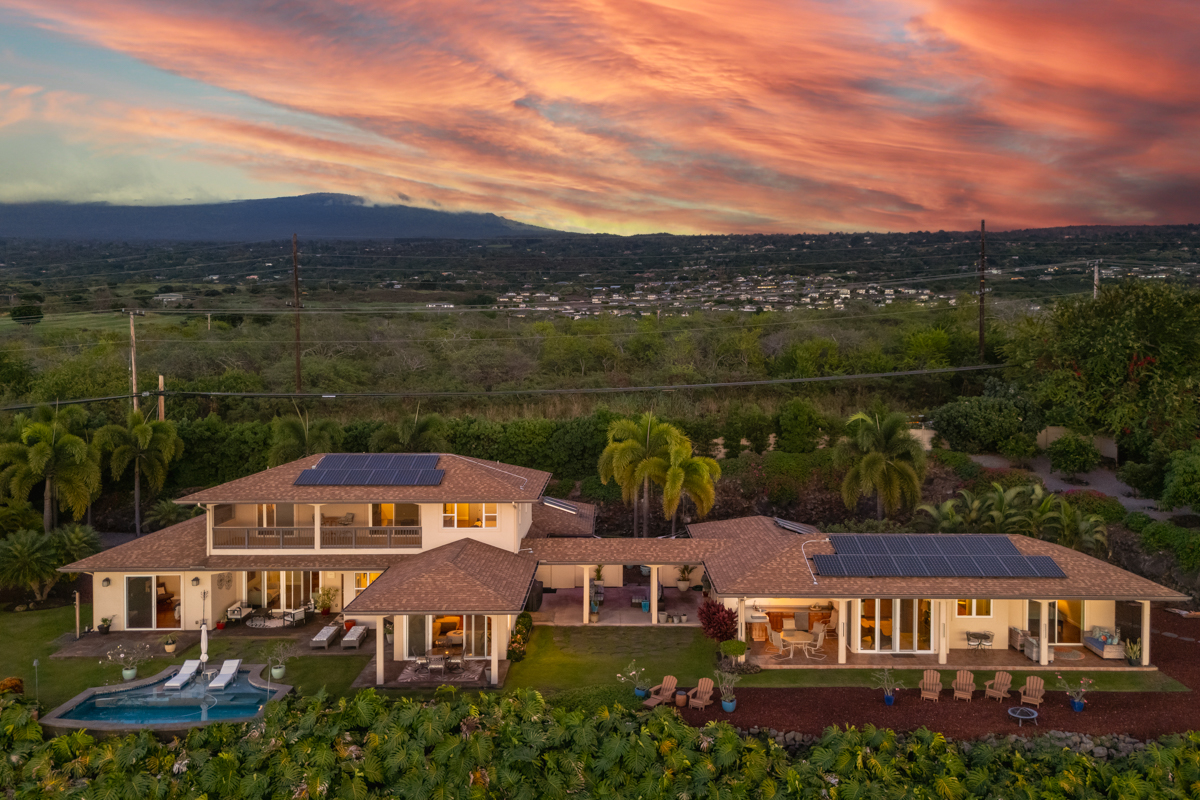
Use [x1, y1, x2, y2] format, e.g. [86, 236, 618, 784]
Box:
[91, 570, 218, 632]
[1085, 600, 1115, 632]
[946, 598, 1018, 650]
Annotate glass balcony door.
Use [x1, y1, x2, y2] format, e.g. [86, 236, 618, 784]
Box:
[858, 598, 933, 653]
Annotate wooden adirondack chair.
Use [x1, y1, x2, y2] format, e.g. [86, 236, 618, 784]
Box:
[919, 669, 943, 702]
[688, 678, 714, 709]
[952, 670, 975, 701]
[643, 675, 678, 708]
[1018, 675, 1045, 706]
[984, 671, 1012, 701]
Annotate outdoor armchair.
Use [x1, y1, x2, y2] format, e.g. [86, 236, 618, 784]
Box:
[952, 670, 975, 701]
[919, 669, 943, 701]
[687, 678, 714, 709]
[1018, 676, 1045, 706]
[797, 622, 827, 660]
[643, 675, 678, 708]
[984, 671, 1012, 701]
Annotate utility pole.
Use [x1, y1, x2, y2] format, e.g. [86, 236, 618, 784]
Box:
[1094, 260, 1101, 299]
[292, 233, 302, 391]
[129, 312, 139, 411]
[158, 374, 165, 421]
[978, 219, 986, 362]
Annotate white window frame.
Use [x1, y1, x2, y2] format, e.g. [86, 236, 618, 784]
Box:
[124, 573, 183, 631]
[353, 571, 382, 597]
[441, 503, 498, 528]
[956, 598, 993, 618]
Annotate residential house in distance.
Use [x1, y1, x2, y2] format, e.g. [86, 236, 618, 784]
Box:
[65, 455, 1184, 687]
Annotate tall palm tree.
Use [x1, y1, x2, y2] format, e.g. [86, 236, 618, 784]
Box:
[0, 408, 101, 533]
[837, 410, 926, 520]
[97, 409, 184, 536]
[369, 410, 449, 453]
[598, 412, 687, 537]
[644, 442, 722, 536]
[267, 406, 344, 467]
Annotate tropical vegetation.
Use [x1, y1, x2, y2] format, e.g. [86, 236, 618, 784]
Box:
[0, 523, 100, 601]
[96, 409, 183, 535]
[0, 406, 100, 533]
[598, 412, 688, 537]
[837, 409, 926, 519]
[266, 406, 344, 467]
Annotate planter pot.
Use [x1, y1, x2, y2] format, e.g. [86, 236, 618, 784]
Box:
[884, 693, 895, 706]
[675, 691, 687, 708]
[98, 625, 110, 635]
[321, 608, 331, 616]
[721, 699, 737, 713]
[1071, 699, 1085, 712]
[164, 643, 177, 654]
[641, 600, 650, 613]
[271, 666, 286, 680]
[1127, 658, 1139, 667]
[589, 612, 599, 623]
[385, 633, 394, 644]
[216, 622, 226, 630]
[345, 619, 356, 631]
[640, 566, 651, 577]
[121, 668, 137, 681]
[680, 614, 687, 623]
[676, 581, 690, 592]
[634, 687, 649, 699]
[666, 615, 675, 624]
[658, 612, 667, 623]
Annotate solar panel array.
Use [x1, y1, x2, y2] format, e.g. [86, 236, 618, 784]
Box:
[812, 534, 1065, 578]
[293, 454, 445, 486]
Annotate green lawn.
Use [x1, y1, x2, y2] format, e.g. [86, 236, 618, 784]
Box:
[0, 605, 372, 712]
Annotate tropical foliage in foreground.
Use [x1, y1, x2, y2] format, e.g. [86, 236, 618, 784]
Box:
[4, 689, 1200, 799]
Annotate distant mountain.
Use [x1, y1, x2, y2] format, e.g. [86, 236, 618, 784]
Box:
[0, 194, 559, 240]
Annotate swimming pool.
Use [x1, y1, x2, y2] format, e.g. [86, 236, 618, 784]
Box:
[43, 664, 290, 733]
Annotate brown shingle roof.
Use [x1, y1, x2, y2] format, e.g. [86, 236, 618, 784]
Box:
[525, 500, 598, 538]
[688, 516, 1188, 601]
[63, 516, 210, 572]
[343, 539, 537, 614]
[178, 454, 552, 504]
[524, 537, 722, 565]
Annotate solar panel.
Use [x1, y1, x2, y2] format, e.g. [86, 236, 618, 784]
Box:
[1028, 556, 1066, 578]
[938, 537, 968, 556]
[542, 497, 578, 514]
[813, 554, 845, 576]
[294, 470, 323, 485]
[867, 556, 902, 576]
[840, 555, 874, 576]
[985, 536, 1021, 556]
[999, 556, 1039, 578]
[413, 454, 440, 470]
[291, 466, 445, 486]
[859, 537, 889, 555]
[973, 555, 1007, 576]
[944, 555, 983, 577]
[829, 535, 862, 554]
[775, 518, 816, 535]
[959, 535, 996, 556]
[415, 470, 444, 486]
[892, 555, 929, 576]
[881, 535, 914, 555]
[316, 454, 353, 470]
[907, 537, 943, 555]
[923, 555, 956, 576]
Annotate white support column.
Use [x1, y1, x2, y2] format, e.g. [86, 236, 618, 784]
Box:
[394, 614, 405, 662]
[937, 601, 949, 665]
[1039, 600, 1050, 666]
[312, 504, 323, 550]
[1141, 601, 1152, 666]
[205, 505, 214, 556]
[582, 570, 590, 624]
[736, 598, 746, 663]
[375, 615, 386, 686]
[838, 600, 848, 664]
[650, 566, 659, 624]
[490, 615, 500, 686]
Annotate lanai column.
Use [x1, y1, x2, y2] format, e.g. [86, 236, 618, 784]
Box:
[838, 600, 848, 664]
[490, 615, 500, 686]
[650, 566, 658, 624]
[1038, 601, 1050, 666]
[582, 571, 590, 624]
[736, 598, 746, 663]
[1141, 601, 1152, 666]
[375, 615, 386, 685]
[312, 504, 323, 550]
[937, 600, 949, 665]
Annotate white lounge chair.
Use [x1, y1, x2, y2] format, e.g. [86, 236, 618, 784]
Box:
[310, 624, 342, 649]
[341, 624, 368, 649]
[165, 660, 201, 690]
[209, 659, 241, 690]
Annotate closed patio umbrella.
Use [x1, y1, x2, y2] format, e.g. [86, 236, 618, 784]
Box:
[200, 623, 209, 665]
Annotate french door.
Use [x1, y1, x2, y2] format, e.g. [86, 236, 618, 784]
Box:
[1028, 600, 1083, 645]
[858, 598, 933, 653]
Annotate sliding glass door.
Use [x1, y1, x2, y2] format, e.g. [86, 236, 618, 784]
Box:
[125, 574, 182, 630]
[1028, 600, 1083, 645]
[858, 598, 933, 653]
[245, 570, 318, 612]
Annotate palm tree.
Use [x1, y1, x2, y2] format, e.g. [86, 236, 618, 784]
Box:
[644, 442, 722, 536]
[96, 409, 184, 536]
[267, 406, 344, 467]
[143, 498, 200, 531]
[980, 483, 1030, 534]
[0, 407, 101, 533]
[837, 410, 926, 519]
[1053, 500, 1108, 556]
[0, 523, 100, 602]
[598, 412, 687, 537]
[369, 411, 449, 453]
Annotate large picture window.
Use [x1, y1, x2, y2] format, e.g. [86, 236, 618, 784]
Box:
[956, 599, 992, 618]
[372, 503, 420, 527]
[441, 503, 497, 528]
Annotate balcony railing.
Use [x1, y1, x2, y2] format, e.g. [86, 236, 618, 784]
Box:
[213, 527, 315, 549]
[321, 526, 422, 549]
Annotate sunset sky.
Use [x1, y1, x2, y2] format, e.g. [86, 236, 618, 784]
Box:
[0, 0, 1196, 234]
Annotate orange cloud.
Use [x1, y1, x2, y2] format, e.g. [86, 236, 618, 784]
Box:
[1, 0, 1197, 231]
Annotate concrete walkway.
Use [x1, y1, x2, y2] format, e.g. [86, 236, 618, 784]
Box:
[967, 454, 1192, 521]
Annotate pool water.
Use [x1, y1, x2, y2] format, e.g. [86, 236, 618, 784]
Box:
[63, 671, 273, 725]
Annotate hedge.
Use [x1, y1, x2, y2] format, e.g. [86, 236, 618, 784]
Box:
[928, 449, 985, 481]
[1060, 489, 1127, 523]
[1141, 521, 1200, 572]
[929, 396, 1040, 453]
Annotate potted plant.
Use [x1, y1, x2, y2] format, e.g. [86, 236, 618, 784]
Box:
[1125, 638, 1142, 667]
[701, 573, 712, 598]
[679, 613, 688, 623]
[677, 565, 696, 592]
[264, 640, 299, 681]
[719, 638, 747, 668]
[1056, 673, 1094, 712]
[106, 642, 152, 681]
[617, 660, 651, 698]
[715, 669, 740, 712]
[316, 586, 339, 616]
[870, 668, 905, 705]
[98, 617, 112, 635]
[384, 620, 394, 645]
[216, 613, 228, 631]
[161, 633, 178, 654]
[658, 611, 668, 623]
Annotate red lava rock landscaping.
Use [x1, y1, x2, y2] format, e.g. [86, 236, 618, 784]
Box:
[679, 605, 1200, 739]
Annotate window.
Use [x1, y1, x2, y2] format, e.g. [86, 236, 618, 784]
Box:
[372, 503, 420, 527]
[441, 503, 498, 528]
[957, 599, 992, 617]
[354, 571, 382, 597]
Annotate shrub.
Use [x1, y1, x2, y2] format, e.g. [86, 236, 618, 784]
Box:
[8, 305, 42, 325]
[962, 467, 1042, 495]
[1047, 434, 1101, 478]
[507, 613, 534, 662]
[545, 685, 635, 712]
[1060, 489, 1126, 523]
[1141, 521, 1200, 572]
[1123, 512, 1153, 533]
[698, 599, 738, 642]
[928, 449, 984, 481]
[1162, 445, 1200, 511]
[580, 475, 622, 503]
[1117, 440, 1175, 500]
[928, 396, 1038, 453]
[544, 478, 576, 499]
[998, 433, 1039, 467]
[776, 398, 823, 453]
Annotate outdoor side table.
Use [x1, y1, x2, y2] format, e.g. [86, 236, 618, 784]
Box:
[1008, 706, 1038, 727]
[675, 691, 688, 708]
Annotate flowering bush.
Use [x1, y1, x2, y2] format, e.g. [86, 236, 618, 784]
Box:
[616, 660, 650, 691]
[507, 612, 533, 661]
